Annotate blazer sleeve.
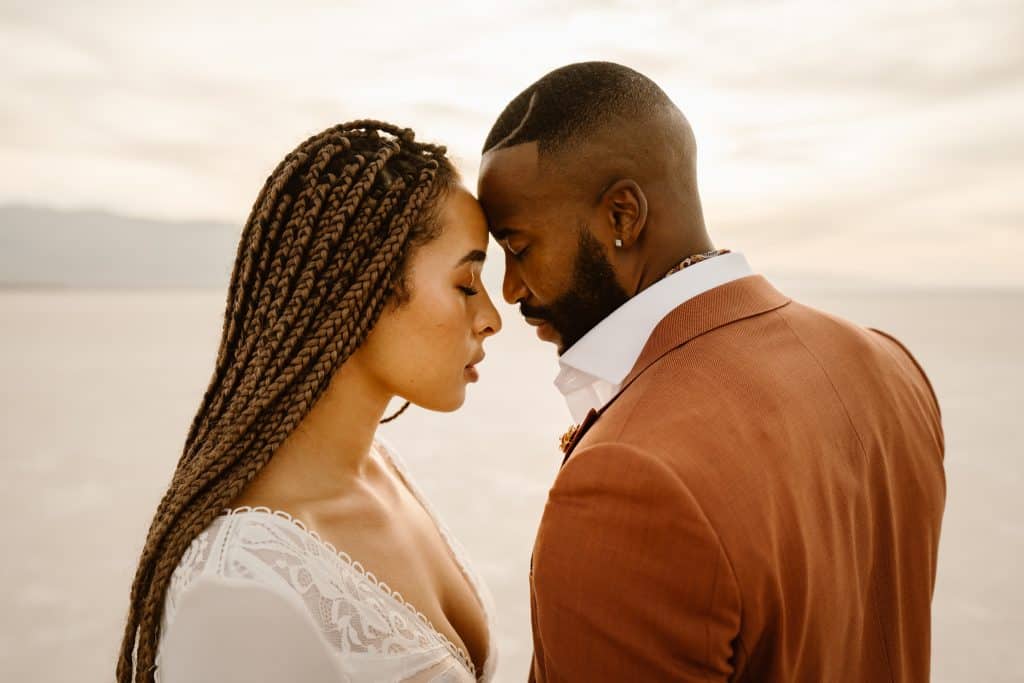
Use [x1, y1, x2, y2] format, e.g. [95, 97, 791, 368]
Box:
[530, 442, 742, 682]
[158, 575, 343, 683]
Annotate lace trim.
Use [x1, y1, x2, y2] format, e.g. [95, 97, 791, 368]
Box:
[222, 505, 477, 678]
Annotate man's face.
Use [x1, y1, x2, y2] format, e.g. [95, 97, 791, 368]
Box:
[477, 143, 628, 354]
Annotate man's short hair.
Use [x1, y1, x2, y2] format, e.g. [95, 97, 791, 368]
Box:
[482, 61, 676, 157]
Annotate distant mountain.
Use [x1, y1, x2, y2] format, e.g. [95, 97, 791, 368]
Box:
[6, 204, 1003, 293]
[0, 205, 240, 288]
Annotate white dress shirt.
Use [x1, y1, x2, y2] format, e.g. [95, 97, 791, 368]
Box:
[555, 252, 754, 423]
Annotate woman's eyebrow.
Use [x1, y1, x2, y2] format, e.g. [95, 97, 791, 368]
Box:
[454, 249, 487, 268]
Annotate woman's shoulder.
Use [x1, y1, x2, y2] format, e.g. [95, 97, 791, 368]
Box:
[168, 507, 352, 592]
[162, 509, 299, 624]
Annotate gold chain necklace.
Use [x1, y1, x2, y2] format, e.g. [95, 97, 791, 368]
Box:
[662, 248, 731, 279]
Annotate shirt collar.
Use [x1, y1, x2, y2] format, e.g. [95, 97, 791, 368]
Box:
[554, 251, 754, 419]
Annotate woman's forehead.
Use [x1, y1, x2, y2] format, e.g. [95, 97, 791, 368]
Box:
[432, 188, 489, 251]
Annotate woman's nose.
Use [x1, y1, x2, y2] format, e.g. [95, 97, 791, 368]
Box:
[478, 292, 502, 337]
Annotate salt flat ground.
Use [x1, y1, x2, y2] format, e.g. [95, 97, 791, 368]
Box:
[1, 286, 1020, 682]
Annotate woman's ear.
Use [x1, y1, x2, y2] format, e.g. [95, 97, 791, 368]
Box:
[601, 179, 648, 249]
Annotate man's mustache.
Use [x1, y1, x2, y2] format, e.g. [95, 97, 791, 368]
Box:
[519, 304, 553, 321]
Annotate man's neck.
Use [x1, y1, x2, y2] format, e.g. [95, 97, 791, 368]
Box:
[634, 238, 718, 294]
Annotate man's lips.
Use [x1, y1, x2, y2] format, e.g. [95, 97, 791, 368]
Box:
[524, 316, 558, 342]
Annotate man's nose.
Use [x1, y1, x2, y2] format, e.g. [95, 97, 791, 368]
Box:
[502, 252, 529, 305]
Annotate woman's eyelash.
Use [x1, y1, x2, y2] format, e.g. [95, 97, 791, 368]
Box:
[458, 286, 479, 296]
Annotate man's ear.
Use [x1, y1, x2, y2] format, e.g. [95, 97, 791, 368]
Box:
[601, 179, 648, 248]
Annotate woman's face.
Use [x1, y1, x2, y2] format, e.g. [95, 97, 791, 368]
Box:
[353, 184, 502, 412]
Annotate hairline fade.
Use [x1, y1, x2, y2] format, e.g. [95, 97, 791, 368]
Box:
[481, 61, 679, 160]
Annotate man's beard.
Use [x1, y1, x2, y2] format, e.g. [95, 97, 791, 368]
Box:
[521, 226, 630, 354]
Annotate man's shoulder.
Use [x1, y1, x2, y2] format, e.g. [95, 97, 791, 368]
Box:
[589, 312, 781, 437]
[567, 299, 868, 471]
[600, 296, 931, 428]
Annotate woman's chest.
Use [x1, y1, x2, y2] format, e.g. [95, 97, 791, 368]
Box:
[316, 489, 490, 676]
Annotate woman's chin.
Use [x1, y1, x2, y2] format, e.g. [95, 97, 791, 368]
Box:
[440, 390, 468, 412]
[405, 388, 466, 414]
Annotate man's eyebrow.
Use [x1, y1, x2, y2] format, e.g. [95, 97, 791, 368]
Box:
[455, 249, 487, 268]
[490, 227, 520, 241]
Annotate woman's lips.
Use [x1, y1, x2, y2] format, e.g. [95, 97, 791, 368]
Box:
[465, 351, 485, 382]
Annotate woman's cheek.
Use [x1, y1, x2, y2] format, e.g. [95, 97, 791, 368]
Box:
[426, 287, 464, 327]
[403, 286, 456, 357]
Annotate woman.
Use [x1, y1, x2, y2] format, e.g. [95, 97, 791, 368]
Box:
[117, 121, 502, 682]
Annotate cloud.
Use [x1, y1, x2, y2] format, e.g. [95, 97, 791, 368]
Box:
[0, 0, 1020, 286]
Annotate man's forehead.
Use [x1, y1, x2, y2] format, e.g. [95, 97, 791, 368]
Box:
[479, 141, 542, 194]
[480, 137, 617, 210]
[480, 143, 576, 231]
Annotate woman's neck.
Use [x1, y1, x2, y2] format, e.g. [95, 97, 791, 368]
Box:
[237, 360, 394, 507]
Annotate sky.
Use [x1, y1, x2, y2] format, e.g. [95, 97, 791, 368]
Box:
[2, 0, 1022, 287]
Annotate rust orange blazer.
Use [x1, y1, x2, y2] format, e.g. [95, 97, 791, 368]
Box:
[529, 275, 945, 682]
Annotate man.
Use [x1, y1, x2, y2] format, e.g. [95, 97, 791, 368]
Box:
[478, 62, 945, 681]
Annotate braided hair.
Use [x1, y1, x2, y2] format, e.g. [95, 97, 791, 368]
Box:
[116, 120, 457, 682]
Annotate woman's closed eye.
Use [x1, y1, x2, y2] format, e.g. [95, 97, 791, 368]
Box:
[458, 268, 481, 296]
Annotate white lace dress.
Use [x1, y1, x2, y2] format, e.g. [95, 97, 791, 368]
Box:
[155, 438, 497, 682]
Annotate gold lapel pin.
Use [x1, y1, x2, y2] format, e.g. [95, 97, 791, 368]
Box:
[559, 423, 581, 454]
